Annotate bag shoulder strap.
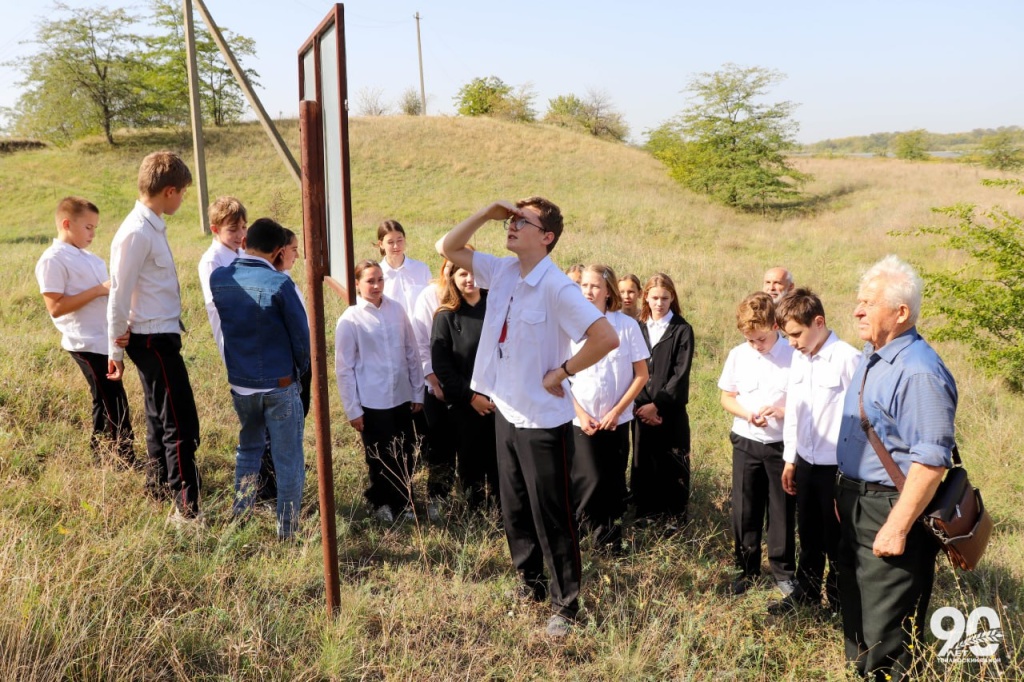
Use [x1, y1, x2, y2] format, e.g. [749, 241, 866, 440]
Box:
[858, 364, 907, 491]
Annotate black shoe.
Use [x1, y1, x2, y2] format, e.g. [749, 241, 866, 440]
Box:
[507, 580, 546, 603]
[767, 593, 813, 615]
[729, 575, 754, 596]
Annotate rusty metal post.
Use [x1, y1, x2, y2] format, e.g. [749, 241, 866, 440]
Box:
[299, 99, 340, 616]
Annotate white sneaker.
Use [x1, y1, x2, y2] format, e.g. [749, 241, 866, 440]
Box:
[373, 505, 395, 523]
[167, 507, 205, 530]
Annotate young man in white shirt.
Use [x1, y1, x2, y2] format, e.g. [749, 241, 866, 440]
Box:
[436, 196, 619, 638]
[36, 196, 134, 466]
[718, 292, 796, 597]
[770, 288, 861, 615]
[107, 151, 202, 523]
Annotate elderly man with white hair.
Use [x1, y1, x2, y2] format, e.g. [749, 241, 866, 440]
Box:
[763, 267, 794, 302]
[834, 255, 957, 681]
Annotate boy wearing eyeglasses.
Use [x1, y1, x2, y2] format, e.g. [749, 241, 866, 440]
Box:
[436, 197, 619, 638]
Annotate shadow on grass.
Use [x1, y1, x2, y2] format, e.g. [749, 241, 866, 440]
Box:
[743, 182, 867, 219]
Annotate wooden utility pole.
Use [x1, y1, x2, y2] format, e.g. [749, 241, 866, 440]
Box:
[192, 0, 301, 186]
[415, 12, 426, 115]
[183, 0, 210, 233]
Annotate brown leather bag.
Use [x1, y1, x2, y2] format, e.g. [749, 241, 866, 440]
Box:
[921, 460, 993, 570]
[858, 371, 992, 571]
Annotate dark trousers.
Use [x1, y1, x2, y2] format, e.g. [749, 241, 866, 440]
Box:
[631, 406, 690, 519]
[361, 404, 417, 511]
[125, 333, 201, 516]
[572, 422, 629, 546]
[495, 411, 581, 619]
[794, 458, 840, 607]
[453, 403, 498, 509]
[68, 350, 135, 463]
[836, 481, 939, 681]
[423, 391, 458, 499]
[730, 433, 795, 581]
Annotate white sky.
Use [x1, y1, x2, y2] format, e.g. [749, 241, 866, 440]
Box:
[1, 0, 1021, 144]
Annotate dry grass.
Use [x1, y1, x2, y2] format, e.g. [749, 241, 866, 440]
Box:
[0, 116, 1021, 680]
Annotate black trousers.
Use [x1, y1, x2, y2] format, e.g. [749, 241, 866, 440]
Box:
[572, 422, 629, 546]
[836, 481, 939, 681]
[423, 391, 458, 499]
[452, 402, 498, 509]
[125, 333, 201, 516]
[730, 433, 795, 581]
[68, 350, 135, 462]
[794, 457, 840, 606]
[495, 411, 581, 619]
[361, 404, 417, 511]
[631, 406, 690, 519]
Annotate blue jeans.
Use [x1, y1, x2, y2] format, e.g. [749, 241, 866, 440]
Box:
[231, 383, 305, 538]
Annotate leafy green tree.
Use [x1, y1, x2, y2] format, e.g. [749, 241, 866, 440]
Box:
[141, 0, 258, 127]
[454, 76, 511, 117]
[892, 129, 929, 160]
[7, 3, 147, 144]
[644, 64, 808, 211]
[901, 179, 1024, 390]
[980, 131, 1023, 171]
[453, 76, 535, 122]
[398, 86, 423, 116]
[544, 89, 628, 141]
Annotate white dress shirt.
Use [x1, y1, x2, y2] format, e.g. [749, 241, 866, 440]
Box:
[410, 283, 441, 391]
[471, 252, 602, 429]
[107, 200, 182, 360]
[381, 256, 432, 314]
[645, 311, 673, 347]
[570, 310, 650, 427]
[198, 238, 241, 359]
[782, 331, 862, 464]
[335, 295, 425, 421]
[718, 332, 794, 443]
[35, 239, 109, 354]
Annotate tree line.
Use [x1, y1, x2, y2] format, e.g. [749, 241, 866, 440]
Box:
[2, 1, 257, 145]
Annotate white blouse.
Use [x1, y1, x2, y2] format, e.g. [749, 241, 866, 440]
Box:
[570, 310, 650, 427]
[335, 295, 425, 420]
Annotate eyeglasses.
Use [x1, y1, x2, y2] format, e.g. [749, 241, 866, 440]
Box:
[503, 216, 546, 233]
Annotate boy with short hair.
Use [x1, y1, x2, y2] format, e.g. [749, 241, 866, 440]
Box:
[211, 218, 309, 539]
[36, 196, 135, 465]
[197, 196, 278, 502]
[719, 292, 796, 597]
[198, 196, 247, 356]
[771, 287, 861, 614]
[107, 150, 202, 522]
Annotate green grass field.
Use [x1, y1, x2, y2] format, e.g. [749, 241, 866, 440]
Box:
[1, 117, 1022, 680]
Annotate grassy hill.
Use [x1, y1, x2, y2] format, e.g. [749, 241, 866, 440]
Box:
[1, 116, 1022, 679]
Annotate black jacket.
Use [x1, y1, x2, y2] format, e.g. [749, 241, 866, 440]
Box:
[636, 313, 694, 414]
[430, 290, 488, 405]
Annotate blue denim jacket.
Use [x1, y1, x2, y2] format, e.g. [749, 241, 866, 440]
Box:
[211, 256, 310, 389]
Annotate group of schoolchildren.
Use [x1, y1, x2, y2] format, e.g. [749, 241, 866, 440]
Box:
[37, 149, 862, 623]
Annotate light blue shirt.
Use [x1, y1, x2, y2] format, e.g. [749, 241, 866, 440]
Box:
[836, 327, 957, 486]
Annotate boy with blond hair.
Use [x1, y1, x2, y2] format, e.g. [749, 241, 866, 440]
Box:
[198, 196, 247, 356]
[719, 292, 796, 597]
[770, 288, 861, 615]
[107, 150, 202, 523]
[36, 196, 134, 465]
[196, 196, 278, 501]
